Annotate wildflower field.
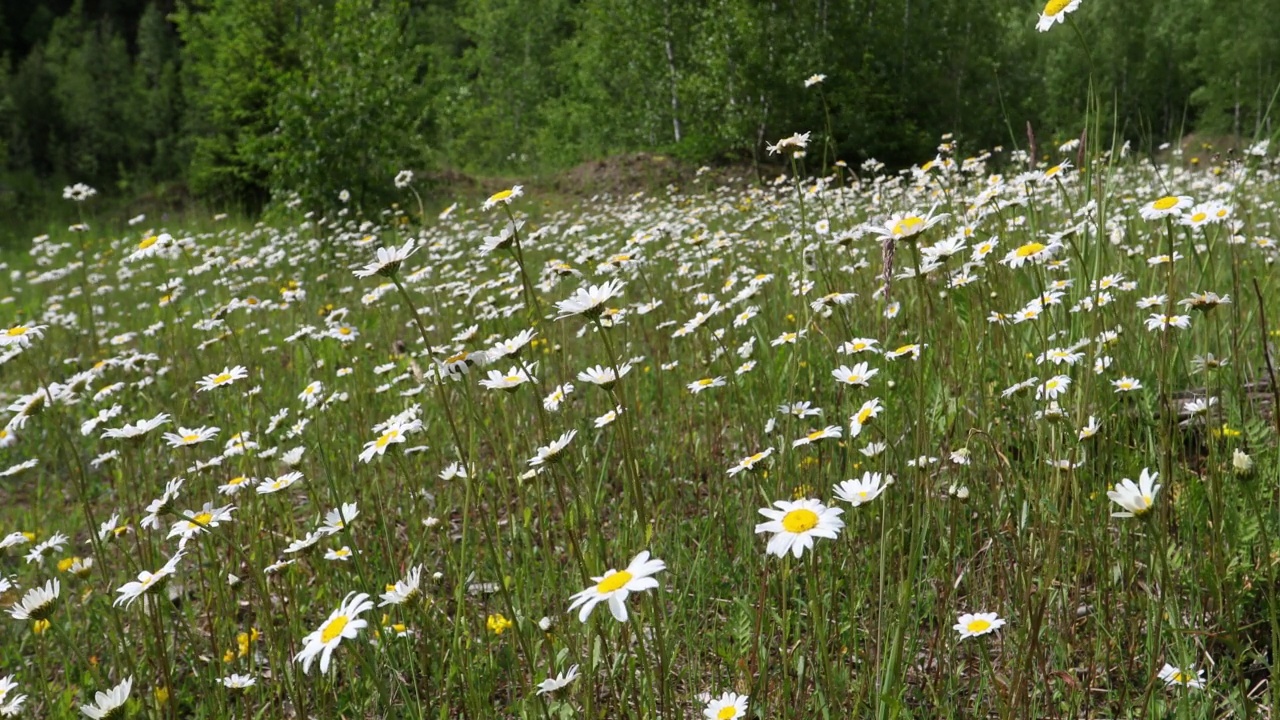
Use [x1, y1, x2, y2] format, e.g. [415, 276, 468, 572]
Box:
[12, 64, 1280, 712]
[2, 134, 1279, 720]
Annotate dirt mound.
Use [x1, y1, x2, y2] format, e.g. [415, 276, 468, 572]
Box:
[547, 152, 747, 196]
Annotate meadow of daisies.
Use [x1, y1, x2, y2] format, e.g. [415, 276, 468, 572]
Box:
[1, 130, 1279, 720]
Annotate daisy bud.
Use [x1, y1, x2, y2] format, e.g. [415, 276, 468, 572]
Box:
[1232, 448, 1254, 477]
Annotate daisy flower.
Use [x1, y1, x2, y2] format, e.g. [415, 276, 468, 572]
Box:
[295, 592, 374, 673]
[849, 398, 883, 438]
[556, 279, 625, 320]
[379, 565, 423, 606]
[359, 421, 418, 463]
[755, 498, 844, 558]
[770, 329, 805, 347]
[727, 447, 773, 476]
[792, 425, 842, 447]
[218, 475, 257, 495]
[535, 665, 581, 696]
[833, 472, 893, 507]
[1140, 195, 1193, 221]
[594, 406, 623, 429]
[220, 674, 256, 690]
[24, 532, 68, 564]
[163, 425, 220, 447]
[766, 132, 811, 155]
[884, 343, 923, 360]
[567, 551, 665, 622]
[832, 362, 878, 387]
[114, 552, 185, 607]
[0, 675, 27, 716]
[0, 324, 47, 349]
[324, 547, 355, 562]
[1158, 663, 1205, 689]
[353, 239, 418, 278]
[1036, 375, 1071, 400]
[8, 579, 59, 621]
[954, 611, 1006, 639]
[577, 363, 632, 390]
[100, 412, 170, 441]
[703, 692, 749, 720]
[530, 429, 577, 466]
[1145, 314, 1191, 332]
[196, 365, 248, 392]
[321, 503, 359, 535]
[168, 503, 235, 543]
[79, 676, 132, 720]
[1000, 240, 1060, 268]
[838, 337, 880, 355]
[482, 185, 524, 211]
[1112, 376, 1142, 393]
[688, 377, 726, 394]
[1035, 0, 1080, 32]
[257, 471, 304, 495]
[543, 383, 574, 411]
[480, 365, 536, 391]
[867, 206, 949, 240]
[1107, 468, 1160, 517]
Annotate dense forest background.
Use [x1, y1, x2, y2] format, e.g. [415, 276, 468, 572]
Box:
[0, 0, 1277, 220]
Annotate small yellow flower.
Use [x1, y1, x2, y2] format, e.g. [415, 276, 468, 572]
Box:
[487, 613, 513, 635]
[155, 686, 169, 704]
[33, 619, 50, 635]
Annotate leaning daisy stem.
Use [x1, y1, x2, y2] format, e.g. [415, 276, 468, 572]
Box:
[593, 319, 651, 530]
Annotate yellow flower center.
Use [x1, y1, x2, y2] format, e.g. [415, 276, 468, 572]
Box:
[320, 615, 349, 643]
[6, 326, 27, 337]
[488, 189, 513, 203]
[717, 706, 738, 720]
[806, 430, 826, 441]
[138, 235, 159, 250]
[504, 375, 522, 383]
[375, 430, 400, 448]
[846, 374, 860, 383]
[857, 408, 874, 424]
[596, 570, 633, 594]
[228, 476, 247, 486]
[213, 373, 232, 384]
[1190, 212, 1207, 223]
[967, 618, 992, 633]
[1043, 0, 1071, 15]
[1152, 196, 1180, 211]
[1015, 242, 1046, 258]
[1045, 165, 1063, 177]
[1172, 671, 1189, 683]
[892, 216, 925, 236]
[191, 512, 213, 526]
[182, 434, 200, 443]
[894, 344, 916, 355]
[782, 508, 820, 533]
